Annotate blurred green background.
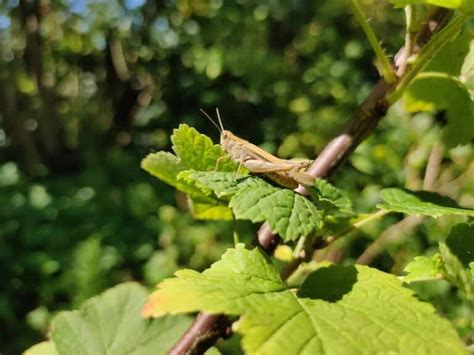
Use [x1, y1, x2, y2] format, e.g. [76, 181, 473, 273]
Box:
[0, 0, 472, 353]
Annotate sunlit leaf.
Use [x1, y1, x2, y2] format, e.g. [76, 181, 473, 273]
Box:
[23, 341, 58, 355]
[403, 254, 444, 282]
[378, 188, 474, 217]
[145, 245, 467, 355]
[177, 171, 264, 200]
[229, 186, 323, 241]
[142, 125, 238, 220]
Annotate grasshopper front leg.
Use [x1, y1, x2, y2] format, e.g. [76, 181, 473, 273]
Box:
[214, 154, 231, 171]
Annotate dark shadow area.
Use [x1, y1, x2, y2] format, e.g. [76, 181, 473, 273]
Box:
[410, 190, 466, 209]
[297, 265, 358, 302]
[446, 223, 474, 266]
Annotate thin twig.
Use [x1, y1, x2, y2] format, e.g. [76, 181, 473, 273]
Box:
[168, 314, 230, 355]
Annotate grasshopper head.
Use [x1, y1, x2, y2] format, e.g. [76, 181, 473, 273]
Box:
[220, 130, 235, 150]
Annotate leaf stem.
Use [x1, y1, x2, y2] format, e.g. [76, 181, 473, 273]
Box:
[353, 209, 389, 228]
[387, 14, 466, 104]
[232, 215, 240, 246]
[326, 209, 388, 244]
[348, 0, 397, 84]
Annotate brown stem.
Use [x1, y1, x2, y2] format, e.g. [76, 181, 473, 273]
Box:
[167, 314, 230, 355]
[168, 8, 452, 355]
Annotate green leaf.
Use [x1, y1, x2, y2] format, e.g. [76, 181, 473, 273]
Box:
[403, 73, 474, 146]
[403, 254, 444, 282]
[445, 223, 474, 267]
[142, 246, 284, 317]
[229, 186, 323, 241]
[378, 188, 474, 217]
[308, 179, 355, 234]
[177, 171, 269, 200]
[23, 341, 58, 355]
[424, 30, 472, 76]
[170, 124, 237, 172]
[142, 125, 237, 191]
[439, 242, 474, 300]
[190, 200, 234, 220]
[145, 245, 467, 355]
[309, 179, 354, 215]
[142, 125, 239, 220]
[51, 283, 192, 355]
[141, 152, 183, 190]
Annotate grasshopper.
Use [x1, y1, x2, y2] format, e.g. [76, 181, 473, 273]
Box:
[201, 108, 314, 189]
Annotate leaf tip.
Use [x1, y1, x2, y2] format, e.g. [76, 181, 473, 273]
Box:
[142, 291, 164, 318]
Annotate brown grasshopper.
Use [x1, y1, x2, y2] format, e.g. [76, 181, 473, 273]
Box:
[201, 108, 314, 189]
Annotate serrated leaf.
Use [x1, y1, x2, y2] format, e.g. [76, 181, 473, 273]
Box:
[309, 179, 354, 215]
[378, 188, 474, 217]
[403, 73, 474, 146]
[141, 152, 184, 191]
[170, 124, 237, 172]
[307, 179, 355, 235]
[229, 186, 323, 241]
[23, 341, 58, 355]
[142, 124, 237, 188]
[177, 171, 269, 200]
[145, 245, 467, 355]
[446, 223, 474, 267]
[50, 283, 192, 355]
[142, 125, 239, 220]
[403, 254, 443, 282]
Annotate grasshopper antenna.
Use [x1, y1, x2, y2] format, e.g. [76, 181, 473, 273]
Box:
[215, 108, 225, 132]
[200, 108, 222, 133]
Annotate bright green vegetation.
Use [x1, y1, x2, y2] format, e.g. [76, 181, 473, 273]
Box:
[1, 0, 473, 354]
